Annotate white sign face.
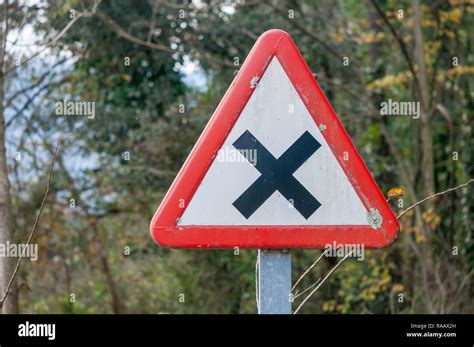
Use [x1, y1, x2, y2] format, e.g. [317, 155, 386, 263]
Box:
[179, 57, 369, 226]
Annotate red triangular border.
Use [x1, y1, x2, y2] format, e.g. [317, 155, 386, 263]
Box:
[150, 29, 399, 249]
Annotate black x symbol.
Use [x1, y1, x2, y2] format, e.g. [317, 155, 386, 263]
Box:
[232, 130, 322, 219]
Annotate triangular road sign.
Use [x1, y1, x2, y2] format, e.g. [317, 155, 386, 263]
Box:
[150, 29, 399, 249]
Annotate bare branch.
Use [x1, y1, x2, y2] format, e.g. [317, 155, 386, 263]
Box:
[4, 0, 99, 75]
[293, 250, 354, 314]
[0, 143, 59, 312]
[128, 165, 176, 177]
[5, 75, 66, 129]
[398, 178, 474, 219]
[147, 1, 158, 43]
[293, 277, 321, 300]
[5, 18, 82, 75]
[292, 250, 326, 292]
[97, 11, 234, 68]
[5, 58, 68, 107]
[262, 0, 347, 66]
[369, 0, 419, 87]
[96, 12, 173, 53]
[262, 0, 366, 84]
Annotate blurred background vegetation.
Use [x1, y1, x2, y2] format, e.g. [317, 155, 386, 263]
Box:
[0, 0, 473, 313]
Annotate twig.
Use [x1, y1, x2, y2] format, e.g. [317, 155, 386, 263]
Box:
[4, 0, 100, 76]
[0, 143, 59, 311]
[397, 178, 474, 219]
[146, 1, 157, 43]
[5, 58, 69, 108]
[369, 0, 419, 87]
[293, 277, 321, 300]
[97, 12, 173, 53]
[255, 256, 259, 311]
[447, 270, 474, 312]
[293, 250, 354, 314]
[291, 250, 326, 292]
[96, 11, 234, 68]
[5, 16, 82, 75]
[263, 1, 345, 63]
[291, 172, 472, 314]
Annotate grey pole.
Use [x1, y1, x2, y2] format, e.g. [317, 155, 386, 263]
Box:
[257, 249, 292, 314]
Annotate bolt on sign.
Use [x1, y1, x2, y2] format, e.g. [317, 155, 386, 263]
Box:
[150, 29, 399, 249]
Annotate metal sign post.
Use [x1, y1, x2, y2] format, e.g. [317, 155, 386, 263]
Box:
[257, 250, 291, 314]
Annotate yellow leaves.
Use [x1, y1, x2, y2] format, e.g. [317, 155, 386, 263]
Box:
[367, 64, 473, 91]
[367, 70, 412, 90]
[402, 224, 417, 234]
[422, 8, 463, 39]
[360, 269, 390, 301]
[353, 31, 385, 45]
[330, 28, 346, 43]
[379, 268, 391, 287]
[122, 74, 132, 81]
[437, 65, 474, 81]
[322, 299, 348, 313]
[403, 209, 414, 218]
[360, 289, 376, 301]
[332, 260, 392, 311]
[322, 301, 336, 312]
[402, 147, 411, 158]
[387, 187, 405, 200]
[439, 28, 456, 40]
[426, 41, 442, 59]
[422, 18, 437, 28]
[439, 8, 463, 24]
[450, 65, 474, 78]
[331, 27, 385, 45]
[422, 207, 438, 222]
[416, 233, 427, 243]
[392, 283, 405, 292]
[422, 207, 441, 230]
[450, 0, 473, 5]
[402, 207, 442, 242]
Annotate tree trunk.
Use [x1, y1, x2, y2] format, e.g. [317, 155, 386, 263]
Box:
[412, 0, 435, 200]
[100, 253, 123, 314]
[0, 16, 18, 313]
